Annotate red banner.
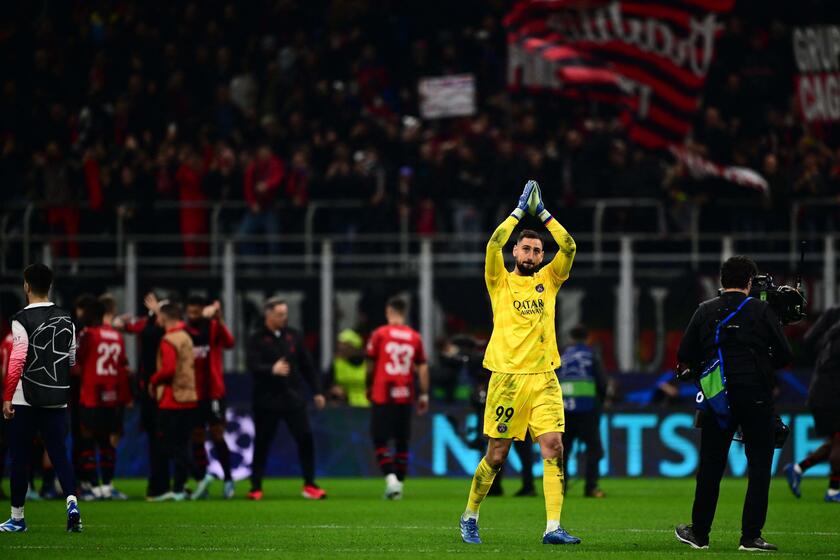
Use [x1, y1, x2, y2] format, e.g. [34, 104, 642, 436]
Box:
[506, 0, 734, 148]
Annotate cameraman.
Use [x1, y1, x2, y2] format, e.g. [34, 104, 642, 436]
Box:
[674, 256, 792, 552]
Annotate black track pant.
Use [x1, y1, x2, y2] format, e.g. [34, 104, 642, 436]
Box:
[692, 385, 774, 541]
[250, 407, 316, 490]
[141, 395, 169, 497]
[8, 407, 76, 507]
[562, 410, 604, 493]
[156, 409, 200, 493]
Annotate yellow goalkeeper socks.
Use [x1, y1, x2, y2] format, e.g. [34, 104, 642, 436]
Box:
[464, 457, 501, 518]
[543, 457, 564, 532]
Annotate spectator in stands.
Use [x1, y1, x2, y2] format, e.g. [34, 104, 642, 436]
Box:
[37, 142, 80, 266]
[175, 145, 208, 265]
[1, 0, 838, 263]
[239, 142, 284, 255]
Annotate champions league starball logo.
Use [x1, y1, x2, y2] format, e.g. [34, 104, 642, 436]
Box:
[497, 424, 508, 434]
[206, 408, 254, 481]
[535, 284, 544, 293]
[26, 316, 74, 384]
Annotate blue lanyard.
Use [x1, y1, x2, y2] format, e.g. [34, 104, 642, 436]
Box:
[714, 296, 752, 386]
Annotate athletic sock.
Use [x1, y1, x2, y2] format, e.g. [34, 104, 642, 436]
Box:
[830, 475, 840, 491]
[79, 444, 99, 487]
[465, 457, 501, 515]
[214, 438, 233, 482]
[394, 451, 409, 482]
[543, 458, 565, 534]
[799, 442, 832, 472]
[793, 463, 803, 475]
[192, 441, 209, 480]
[99, 445, 116, 486]
[10, 507, 23, 521]
[375, 446, 395, 476]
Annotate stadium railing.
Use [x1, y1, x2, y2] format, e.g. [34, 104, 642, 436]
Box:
[6, 195, 837, 275]
[4, 197, 839, 373]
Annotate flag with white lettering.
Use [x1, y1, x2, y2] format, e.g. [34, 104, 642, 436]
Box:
[669, 146, 769, 195]
[505, 0, 734, 148]
[792, 25, 840, 122]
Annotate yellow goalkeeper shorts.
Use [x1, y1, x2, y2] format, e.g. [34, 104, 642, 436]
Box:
[483, 371, 565, 441]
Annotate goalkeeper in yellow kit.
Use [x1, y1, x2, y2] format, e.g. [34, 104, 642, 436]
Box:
[459, 180, 580, 546]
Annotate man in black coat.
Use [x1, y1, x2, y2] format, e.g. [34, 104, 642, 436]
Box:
[246, 298, 326, 500]
[784, 305, 840, 502]
[674, 256, 792, 552]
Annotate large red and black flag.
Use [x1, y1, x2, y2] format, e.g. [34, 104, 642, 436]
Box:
[505, 0, 735, 149]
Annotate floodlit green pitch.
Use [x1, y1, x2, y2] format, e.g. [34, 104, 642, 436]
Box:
[0, 478, 838, 558]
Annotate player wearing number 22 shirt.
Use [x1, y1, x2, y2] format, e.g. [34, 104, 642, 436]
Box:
[366, 297, 430, 501]
[459, 180, 580, 546]
[73, 299, 131, 501]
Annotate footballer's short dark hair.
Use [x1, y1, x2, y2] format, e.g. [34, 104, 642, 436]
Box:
[24, 263, 53, 296]
[99, 293, 118, 316]
[85, 299, 106, 327]
[720, 256, 758, 290]
[516, 229, 543, 247]
[386, 297, 408, 315]
[186, 295, 208, 307]
[159, 302, 183, 321]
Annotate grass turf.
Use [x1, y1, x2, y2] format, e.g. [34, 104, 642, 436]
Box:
[0, 477, 838, 558]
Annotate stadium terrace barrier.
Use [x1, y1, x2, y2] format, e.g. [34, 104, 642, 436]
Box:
[1, 230, 839, 374]
[3, 196, 838, 275]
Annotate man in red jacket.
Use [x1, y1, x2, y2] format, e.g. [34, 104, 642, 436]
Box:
[176, 146, 207, 266]
[148, 303, 200, 502]
[184, 296, 235, 500]
[238, 142, 284, 255]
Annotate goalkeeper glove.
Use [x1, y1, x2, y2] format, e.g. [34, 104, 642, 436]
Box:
[512, 180, 538, 220]
[528, 183, 553, 224]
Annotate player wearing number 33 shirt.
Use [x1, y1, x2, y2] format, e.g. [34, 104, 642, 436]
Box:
[366, 297, 429, 501]
[460, 180, 580, 546]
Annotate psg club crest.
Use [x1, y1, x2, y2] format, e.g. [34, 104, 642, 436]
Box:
[497, 424, 508, 434]
[535, 284, 544, 293]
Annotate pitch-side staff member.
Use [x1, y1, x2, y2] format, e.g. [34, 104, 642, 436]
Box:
[674, 256, 792, 552]
[246, 298, 326, 500]
[1, 264, 82, 532]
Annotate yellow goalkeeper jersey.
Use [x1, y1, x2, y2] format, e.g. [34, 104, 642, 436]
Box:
[483, 215, 576, 374]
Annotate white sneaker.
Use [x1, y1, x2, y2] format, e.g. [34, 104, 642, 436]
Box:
[192, 474, 214, 500]
[384, 474, 403, 500]
[146, 492, 175, 502]
[223, 480, 235, 500]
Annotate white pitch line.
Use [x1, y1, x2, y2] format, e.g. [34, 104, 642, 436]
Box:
[26, 524, 840, 537]
[3, 544, 840, 557]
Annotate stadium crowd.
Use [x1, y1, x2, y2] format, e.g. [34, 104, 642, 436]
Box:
[2, 0, 840, 262]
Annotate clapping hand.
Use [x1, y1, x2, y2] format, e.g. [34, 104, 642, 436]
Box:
[512, 180, 539, 219]
[143, 292, 160, 314]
